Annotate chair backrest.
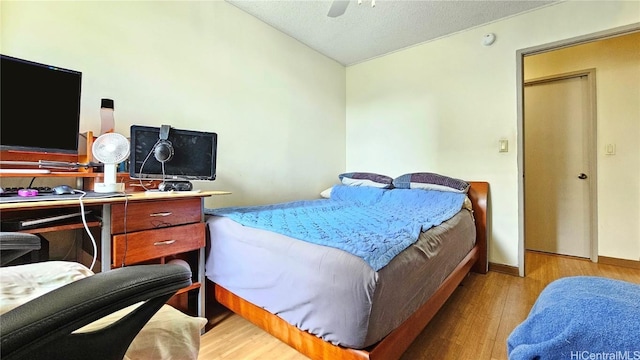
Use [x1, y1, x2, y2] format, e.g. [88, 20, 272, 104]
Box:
[0, 263, 192, 360]
[0, 232, 42, 267]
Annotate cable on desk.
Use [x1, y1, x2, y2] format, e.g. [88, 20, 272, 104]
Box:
[137, 147, 156, 192]
[72, 189, 98, 271]
[61, 233, 78, 262]
[136, 142, 168, 191]
[72, 189, 130, 270]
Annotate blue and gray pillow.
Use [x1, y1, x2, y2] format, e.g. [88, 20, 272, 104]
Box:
[393, 172, 469, 193]
[338, 172, 394, 189]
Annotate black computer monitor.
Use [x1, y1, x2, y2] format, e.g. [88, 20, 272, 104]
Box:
[129, 125, 217, 182]
[1, 54, 82, 155]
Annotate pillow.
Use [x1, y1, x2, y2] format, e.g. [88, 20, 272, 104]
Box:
[78, 303, 207, 360]
[393, 172, 470, 193]
[320, 186, 334, 199]
[338, 172, 394, 189]
[0, 261, 94, 314]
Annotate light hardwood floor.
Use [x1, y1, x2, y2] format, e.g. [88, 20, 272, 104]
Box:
[198, 251, 640, 360]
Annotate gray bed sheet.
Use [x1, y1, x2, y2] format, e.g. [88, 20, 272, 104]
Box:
[205, 208, 476, 349]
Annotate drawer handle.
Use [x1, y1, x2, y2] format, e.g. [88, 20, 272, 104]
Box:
[154, 240, 176, 246]
[150, 212, 172, 217]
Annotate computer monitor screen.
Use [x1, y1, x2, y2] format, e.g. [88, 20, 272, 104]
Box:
[1, 54, 82, 154]
[129, 125, 217, 181]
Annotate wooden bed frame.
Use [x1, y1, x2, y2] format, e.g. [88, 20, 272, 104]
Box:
[212, 181, 489, 360]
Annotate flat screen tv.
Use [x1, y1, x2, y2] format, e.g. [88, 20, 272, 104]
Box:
[129, 125, 217, 181]
[1, 54, 82, 154]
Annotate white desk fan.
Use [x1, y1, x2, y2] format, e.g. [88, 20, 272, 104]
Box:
[92, 133, 130, 193]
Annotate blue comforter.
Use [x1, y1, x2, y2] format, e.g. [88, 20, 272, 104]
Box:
[206, 185, 466, 271]
[507, 276, 640, 360]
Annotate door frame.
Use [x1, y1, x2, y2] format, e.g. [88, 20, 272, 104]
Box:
[515, 23, 640, 277]
[524, 69, 597, 261]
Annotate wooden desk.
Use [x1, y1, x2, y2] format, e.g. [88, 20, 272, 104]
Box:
[0, 190, 230, 318]
[0, 190, 230, 210]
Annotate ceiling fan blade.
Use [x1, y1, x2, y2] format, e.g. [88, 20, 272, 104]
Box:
[327, 0, 350, 17]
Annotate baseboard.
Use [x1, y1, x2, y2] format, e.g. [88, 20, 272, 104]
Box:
[599, 256, 640, 270]
[488, 254, 640, 276]
[489, 262, 519, 276]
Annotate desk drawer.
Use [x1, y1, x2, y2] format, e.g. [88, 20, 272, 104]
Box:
[112, 222, 205, 266]
[111, 198, 201, 234]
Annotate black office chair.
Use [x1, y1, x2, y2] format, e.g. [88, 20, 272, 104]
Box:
[0, 232, 42, 266]
[0, 263, 192, 360]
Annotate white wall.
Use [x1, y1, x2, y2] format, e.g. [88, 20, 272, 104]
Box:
[3, 1, 639, 267]
[346, 1, 640, 266]
[524, 33, 640, 261]
[1, 1, 346, 208]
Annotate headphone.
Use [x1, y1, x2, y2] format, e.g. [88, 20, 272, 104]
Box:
[154, 124, 174, 163]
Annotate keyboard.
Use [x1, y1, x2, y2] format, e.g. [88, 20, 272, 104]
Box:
[0, 187, 55, 196]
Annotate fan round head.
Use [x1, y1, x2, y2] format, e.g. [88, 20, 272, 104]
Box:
[92, 133, 130, 164]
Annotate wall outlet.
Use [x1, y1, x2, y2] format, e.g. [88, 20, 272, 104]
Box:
[499, 139, 509, 153]
[605, 144, 616, 155]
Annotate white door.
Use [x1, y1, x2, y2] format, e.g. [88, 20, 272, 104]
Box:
[524, 74, 594, 258]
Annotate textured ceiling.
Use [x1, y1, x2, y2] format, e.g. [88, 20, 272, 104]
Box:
[226, 0, 559, 66]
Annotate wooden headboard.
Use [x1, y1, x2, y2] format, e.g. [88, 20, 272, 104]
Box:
[468, 181, 489, 274]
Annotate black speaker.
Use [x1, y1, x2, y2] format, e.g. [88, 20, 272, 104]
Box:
[154, 124, 174, 163]
[158, 181, 193, 192]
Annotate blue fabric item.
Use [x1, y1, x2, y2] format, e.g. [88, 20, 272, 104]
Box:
[207, 185, 466, 271]
[507, 276, 640, 360]
[329, 184, 387, 204]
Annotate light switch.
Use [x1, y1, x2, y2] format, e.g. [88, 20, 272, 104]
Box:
[499, 139, 509, 153]
[605, 144, 616, 155]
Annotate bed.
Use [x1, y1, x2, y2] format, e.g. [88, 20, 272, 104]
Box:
[507, 276, 640, 360]
[204, 173, 489, 360]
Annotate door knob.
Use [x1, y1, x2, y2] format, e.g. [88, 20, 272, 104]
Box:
[578, 173, 588, 180]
